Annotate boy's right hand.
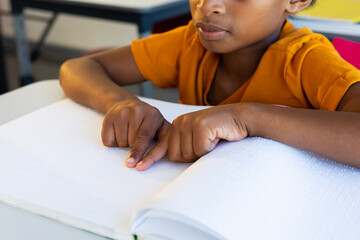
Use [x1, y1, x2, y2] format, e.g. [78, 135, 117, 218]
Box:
[101, 99, 170, 169]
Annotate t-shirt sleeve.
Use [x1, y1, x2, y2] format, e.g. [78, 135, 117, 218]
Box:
[131, 22, 192, 88]
[299, 42, 360, 110]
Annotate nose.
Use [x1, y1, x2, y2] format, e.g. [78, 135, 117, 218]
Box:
[196, 0, 225, 17]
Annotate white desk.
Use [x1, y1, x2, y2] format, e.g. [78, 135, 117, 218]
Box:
[0, 80, 65, 125]
[0, 80, 112, 240]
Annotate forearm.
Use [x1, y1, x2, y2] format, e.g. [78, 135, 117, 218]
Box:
[59, 57, 138, 114]
[241, 103, 360, 168]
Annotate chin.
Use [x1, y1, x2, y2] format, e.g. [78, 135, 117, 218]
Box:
[201, 43, 233, 54]
[199, 39, 231, 54]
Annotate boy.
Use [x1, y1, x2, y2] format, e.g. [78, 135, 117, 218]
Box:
[59, 0, 360, 171]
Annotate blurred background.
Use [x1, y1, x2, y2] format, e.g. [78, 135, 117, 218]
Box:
[0, 0, 190, 102]
[0, 0, 359, 101]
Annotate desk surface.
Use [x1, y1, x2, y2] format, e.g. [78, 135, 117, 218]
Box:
[0, 80, 66, 125]
[0, 80, 114, 240]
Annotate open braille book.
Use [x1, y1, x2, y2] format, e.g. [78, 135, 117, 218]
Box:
[0, 98, 359, 240]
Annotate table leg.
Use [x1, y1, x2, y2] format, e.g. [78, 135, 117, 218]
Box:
[31, 13, 58, 62]
[13, 12, 34, 86]
[0, 27, 7, 94]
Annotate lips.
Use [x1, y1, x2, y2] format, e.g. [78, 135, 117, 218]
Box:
[196, 22, 229, 41]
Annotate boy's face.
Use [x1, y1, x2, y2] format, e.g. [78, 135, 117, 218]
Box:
[190, 0, 291, 53]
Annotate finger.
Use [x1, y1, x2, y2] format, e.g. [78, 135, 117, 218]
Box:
[180, 127, 196, 162]
[114, 118, 129, 148]
[127, 115, 143, 147]
[126, 116, 159, 167]
[193, 128, 220, 157]
[168, 122, 181, 162]
[135, 134, 169, 171]
[156, 120, 171, 139]
[101, 116, 117, 147]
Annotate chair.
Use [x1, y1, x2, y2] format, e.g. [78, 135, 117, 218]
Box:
[332, 37, 360, 69]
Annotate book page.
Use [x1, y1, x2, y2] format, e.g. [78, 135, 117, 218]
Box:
[0, 98, 207, 239]
[133, 137, 360, 240]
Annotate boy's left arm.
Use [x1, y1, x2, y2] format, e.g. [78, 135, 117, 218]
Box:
[242, 82, 360, 168]
[136, 82, 360, 171]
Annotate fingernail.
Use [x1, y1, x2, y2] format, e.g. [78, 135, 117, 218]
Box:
[126, 157, 135, 164]
[137, 161, 143, 166]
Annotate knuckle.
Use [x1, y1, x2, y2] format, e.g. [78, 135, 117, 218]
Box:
[147, 108, 163, 124]
[101, 128, 115, 148]
[194, 147, 207, 158]
[193, 116, 207, 129]
[172, 115, 182, 126]
[119, 107, 132, 118]
[101, 132, 116, 147]
[167, 151, 180, 162]
[102, 137, 115, 147]
[182, 151, 195, 161]
[132, 104, 144, 116]
[182, 114, 192, 124]
[117, 138, 129, 148]
[148, 106, 161, 116]
[102, 112, 114, 126]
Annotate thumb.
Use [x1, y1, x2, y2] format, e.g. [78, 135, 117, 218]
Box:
[136, 131, 170, 171]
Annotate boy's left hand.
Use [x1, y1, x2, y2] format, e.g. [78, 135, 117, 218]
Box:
[136, 104, 250, 171]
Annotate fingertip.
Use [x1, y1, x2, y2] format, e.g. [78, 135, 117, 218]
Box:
[135, 139, 168, 171]
[127, 157, 135, 164]
[135, 160, 151, 171]
[125, 157, 139, 168]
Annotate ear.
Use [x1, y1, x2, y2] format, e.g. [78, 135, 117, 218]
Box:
[285, 0, 312, 14]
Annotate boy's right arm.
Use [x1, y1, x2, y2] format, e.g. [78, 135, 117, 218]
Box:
[59, 46, 170, 168]
[59, 46, 144, 113]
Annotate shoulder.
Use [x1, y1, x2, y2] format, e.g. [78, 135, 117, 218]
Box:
[269, 20, 335, 55]
[265, 20, 360, 110]
[265, 19, 358, 78]
[268, 20, 359, 74]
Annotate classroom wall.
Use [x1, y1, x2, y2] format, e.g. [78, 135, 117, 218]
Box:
[0, 0, 138, 51]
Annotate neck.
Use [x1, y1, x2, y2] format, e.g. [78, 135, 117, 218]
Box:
[221, 24, 283, 83]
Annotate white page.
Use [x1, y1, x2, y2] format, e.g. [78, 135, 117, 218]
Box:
[0, 98, 207, 239]
[133, 137, 360, 240]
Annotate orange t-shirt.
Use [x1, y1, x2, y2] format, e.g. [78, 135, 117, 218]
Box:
[131, 20, 360, 110]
